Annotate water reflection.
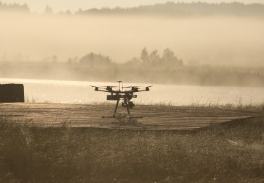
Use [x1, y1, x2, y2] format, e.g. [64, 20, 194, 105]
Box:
[1, 78, 264, 106]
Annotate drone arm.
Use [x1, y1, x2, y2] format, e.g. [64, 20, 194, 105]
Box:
[92, 87, 113, 92]
[133, 86, 152, 92]
[137, 87, 150, 92]
[94, 89, 111, 92]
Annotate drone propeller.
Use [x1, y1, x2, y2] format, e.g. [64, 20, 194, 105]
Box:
[101, 86, 118, 88]
[90, 85, 117, 88]
[123, 86, 140, 88]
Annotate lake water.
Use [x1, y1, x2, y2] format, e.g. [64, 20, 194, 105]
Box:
[1, 78, 264, 106]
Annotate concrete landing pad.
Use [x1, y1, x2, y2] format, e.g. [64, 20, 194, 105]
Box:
[0, 103, 258, 130]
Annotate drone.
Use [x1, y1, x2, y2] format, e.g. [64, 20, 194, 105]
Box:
[91, 81, 152, 119]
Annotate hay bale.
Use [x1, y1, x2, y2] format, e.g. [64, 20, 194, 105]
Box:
[0, 84, 24, 103]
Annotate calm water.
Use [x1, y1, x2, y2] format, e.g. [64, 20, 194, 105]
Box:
[1, 78, 264, 106]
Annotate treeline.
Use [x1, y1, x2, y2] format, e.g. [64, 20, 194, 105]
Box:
[1, 1, 264, 17]
[0, 1, 29, 13]
[78, 2, 264, 17]
[1, 48, 264, 87]
[71, 48, 183, 69]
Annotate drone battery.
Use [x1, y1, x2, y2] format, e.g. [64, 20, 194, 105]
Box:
[0, 84, 25, 103]
[107, 95, 121, 100]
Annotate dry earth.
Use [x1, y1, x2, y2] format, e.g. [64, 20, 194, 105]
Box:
[0, 103, 258, 130]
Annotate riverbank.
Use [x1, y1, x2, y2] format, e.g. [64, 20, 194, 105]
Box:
[0, 110, 264, 183]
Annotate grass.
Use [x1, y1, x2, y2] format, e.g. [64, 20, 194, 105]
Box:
[187, 101, 264, 113]
[1, 111, 264, 183]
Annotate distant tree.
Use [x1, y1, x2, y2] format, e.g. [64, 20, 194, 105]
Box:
[21, 4, 29, 12]
[149, 50, 160, 66]
[141, 48, 150, 64]
[44, 5, 53, 14]
[65, 9, 72, 15]
[162, 48, 183, 66]
[125, 57, 141, 66]
[77, 8, 83, 14]
[59, 9, 72, 15]
[79, 52, 112, 68]
[0, 2, 30, 12]
[67, 56, 78, 64]
[129, 48, 183, 67]
[67, 57, 73, 64]
[52, 55, 57, 63]
[79, 2, 264, 17]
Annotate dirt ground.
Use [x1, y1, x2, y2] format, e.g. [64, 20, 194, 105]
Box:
[0, 103, 258, 130]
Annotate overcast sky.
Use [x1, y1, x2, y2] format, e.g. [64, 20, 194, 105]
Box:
[3, 0, 264, 12]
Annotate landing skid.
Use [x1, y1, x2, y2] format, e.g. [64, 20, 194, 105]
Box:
[102, 98, 143, 120]
[102, 116, 143, 119]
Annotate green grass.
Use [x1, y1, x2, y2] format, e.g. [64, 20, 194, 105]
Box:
[1, 114, 264, 183]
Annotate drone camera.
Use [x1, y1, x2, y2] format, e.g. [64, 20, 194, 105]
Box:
[129, 101, 135, 108]
[107, 95, 121, 100]
[122, 101, 135, 109]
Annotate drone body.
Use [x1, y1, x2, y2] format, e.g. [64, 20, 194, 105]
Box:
[91, 81, 152, 118]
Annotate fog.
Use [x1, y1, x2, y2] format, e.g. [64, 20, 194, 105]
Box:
[1, 13, 264, 66]
[1, 2, 264, 86]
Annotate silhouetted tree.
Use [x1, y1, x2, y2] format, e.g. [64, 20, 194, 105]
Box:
[52, 55, 57, 63]
[162, 48, 183, 66]
[79, 52, 112, 68]
[65, 10, 72, 15]
[67, 58, 73, 64]
[44, 5, 53, 14]
[0, 1, 29, 12]
[131, 48, 183, 68]
[149, 50, 160, 66]
[80, 2, 264, 17]
[141, 48, 150, 64]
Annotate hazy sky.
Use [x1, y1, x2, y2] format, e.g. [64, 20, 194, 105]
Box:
[3, 0, 264, 12]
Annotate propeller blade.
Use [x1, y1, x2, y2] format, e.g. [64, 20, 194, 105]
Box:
[102, 86, 118, 88]
[123, 86, 140, 88]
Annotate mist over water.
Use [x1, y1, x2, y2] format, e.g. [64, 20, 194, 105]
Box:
[1, 2, 264, 88]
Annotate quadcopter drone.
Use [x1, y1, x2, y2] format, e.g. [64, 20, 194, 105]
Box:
[91, 81, 152, 119]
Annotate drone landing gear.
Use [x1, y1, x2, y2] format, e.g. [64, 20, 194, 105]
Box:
[102, 99, 142, 119]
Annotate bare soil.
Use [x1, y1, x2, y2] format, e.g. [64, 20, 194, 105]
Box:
[0, 103, 258, 130]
